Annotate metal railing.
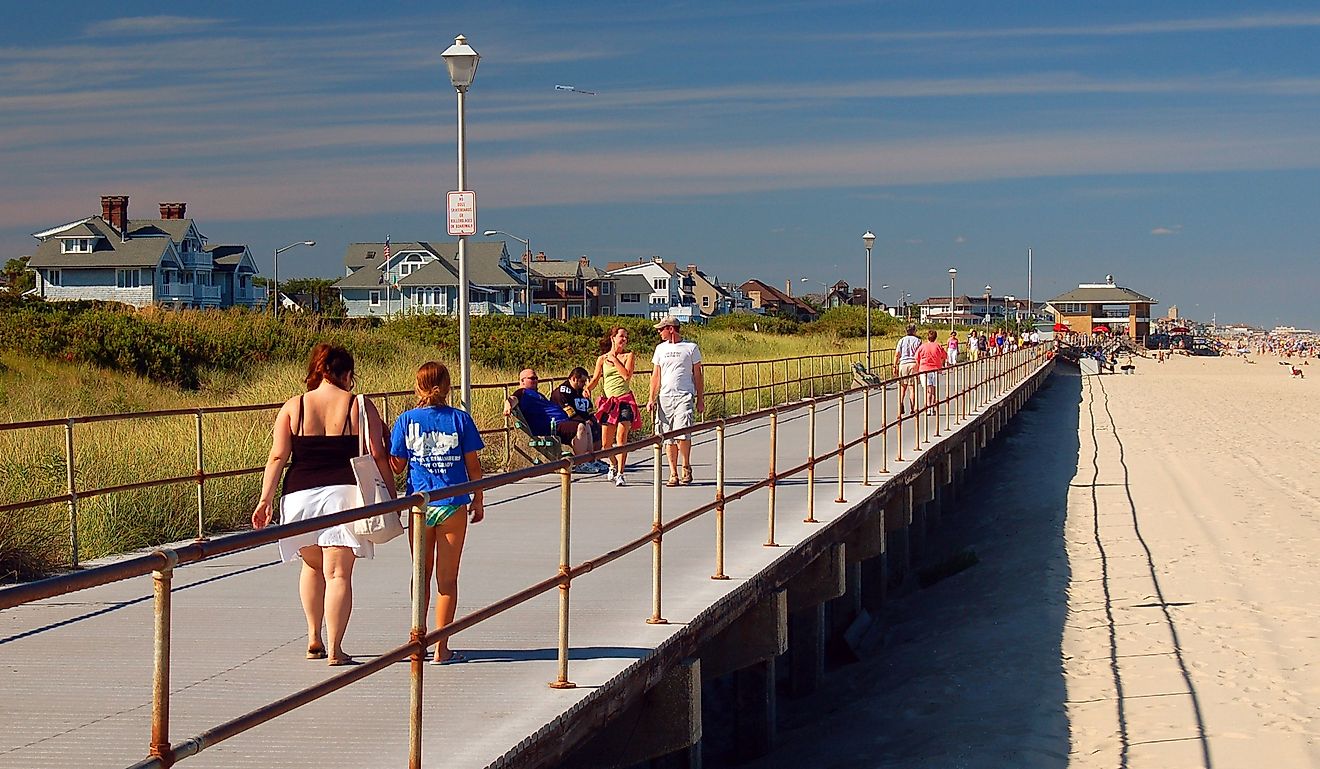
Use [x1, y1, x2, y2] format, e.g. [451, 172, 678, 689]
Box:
[0, 344, 1053, 768]
[0, 348, 894, 569]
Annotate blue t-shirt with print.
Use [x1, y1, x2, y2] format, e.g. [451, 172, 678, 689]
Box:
[390, 405, 485, 506]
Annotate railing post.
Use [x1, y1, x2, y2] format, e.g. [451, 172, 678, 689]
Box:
[740, 363, 746, 415]
[723, 364, 733, 419]
[896, 380, 904, 463]
[550, 466, 578, 686]
[805, 401, 817, 523]
[712, 423, 728, 579]
[647, 442, 667, 625]
[409, 506, 428, 764]
[862, 380, 871, 485]
[756, 361, 762, 410]
[194, 411, 206, 541]
[809, 355, 815, 397]
[880, 378, 889, 474]
[933, 371, 942, 438]
[835, 391, 847, 504]
[769, 360, 775, 409]
[65, 418, 78, 568]
[765, 410, 778, 546]
[913, 372, 923, 454]
[149, 549, 179, 766]
[502, 386, 512, 469]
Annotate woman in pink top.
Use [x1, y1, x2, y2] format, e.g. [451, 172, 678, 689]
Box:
[947, 331, 960, 365]
[916, 329, 948, 414]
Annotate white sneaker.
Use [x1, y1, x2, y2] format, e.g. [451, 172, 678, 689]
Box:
[614, 473, 626, 487]
[605, 468, 615, 481]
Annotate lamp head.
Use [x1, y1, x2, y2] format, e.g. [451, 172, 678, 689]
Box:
[442, 35, 480, 90]
[483, 230, 499, 237]
[862, 230, 876, 250]
[304, 240, 316, 247]
[949, 268, 957, 277]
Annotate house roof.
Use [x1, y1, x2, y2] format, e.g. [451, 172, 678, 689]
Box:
[125, 218, 196, 242]
[28, 216, 175, 269]
[614, 274, 653, 296]
[207, 245, 253, 272]
[336, 241, 519, 290]
[1047, 285, 1158, 304]
[607, 258, 678, 274]
[740, 279, 817, 316]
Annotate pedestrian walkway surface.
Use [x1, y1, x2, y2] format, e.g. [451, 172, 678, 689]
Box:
[1, 375, 1023, 769]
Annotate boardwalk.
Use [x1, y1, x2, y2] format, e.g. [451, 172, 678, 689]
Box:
[0, 357, 1043, 769]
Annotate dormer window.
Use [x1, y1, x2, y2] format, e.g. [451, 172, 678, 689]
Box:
[61, 237, 93, 254]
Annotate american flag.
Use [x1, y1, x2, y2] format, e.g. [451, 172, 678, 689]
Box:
[382, 236, 392, 286]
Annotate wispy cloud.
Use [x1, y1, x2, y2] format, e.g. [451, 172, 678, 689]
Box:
[834, 13, 1320, 43]
[88, 15, 227, 37]
[954, 235, 968, 244]
[1151, 225, 1184, 236]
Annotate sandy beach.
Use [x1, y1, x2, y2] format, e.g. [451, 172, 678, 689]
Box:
[744, 354, 1319, 768]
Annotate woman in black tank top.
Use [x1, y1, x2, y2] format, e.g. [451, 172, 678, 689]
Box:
[251, 343, 395, 665]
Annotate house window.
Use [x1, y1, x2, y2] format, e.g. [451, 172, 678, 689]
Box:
[116, 269, 141, 289]
[369, 290, 381, 306]
[1058, 302, 1088, 314]
[653, 278, 667, 290]
[47, 269, 62, 286]
[61, 238, 92, 254]
[238, 275, 248, 290]
[621, 293, 641, 303]
[602, 282, 612, 295]
[702, 296, 710, 307]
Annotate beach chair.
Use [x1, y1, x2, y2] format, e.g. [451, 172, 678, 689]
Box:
[508, 406, 571, 465]
[851, 362, 884, 389]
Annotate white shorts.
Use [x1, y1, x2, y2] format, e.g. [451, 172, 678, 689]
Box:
[919, 371, 939, 387]
[278, 484, 373, 562]
[655, 391, 695, 445]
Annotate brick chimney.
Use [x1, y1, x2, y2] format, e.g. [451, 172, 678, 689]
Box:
[578, 255, 590, 267]
[158, 202, 187, 220]
[687, 264, 697, 276]
[101, 195, 129, 235]
[652, 256, 664, 264]
[535, 251, 547, 262]
[785, 280, 793, 297]
[522, 249, 532, 265]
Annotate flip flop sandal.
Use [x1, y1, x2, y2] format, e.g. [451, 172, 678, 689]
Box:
[680, 466, 693, 485]
[666, 475, 680, 487]
[327, 656, 358, 667]
[433, 651, 468, 666]
[306, 645, 328, 660]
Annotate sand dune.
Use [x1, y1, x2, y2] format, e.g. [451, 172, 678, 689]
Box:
[744, 355, 1319, 768]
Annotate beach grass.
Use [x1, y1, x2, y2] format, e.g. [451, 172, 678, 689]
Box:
[0, 327, 901, 580]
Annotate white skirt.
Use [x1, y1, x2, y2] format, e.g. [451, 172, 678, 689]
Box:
[277, 484, 374, 562]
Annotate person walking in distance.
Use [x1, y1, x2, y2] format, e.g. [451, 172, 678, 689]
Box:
[647, 316, 703, 486]
[894, 324, 922, 414]
[947, 330, 960, 365]
[587, 326, 638, 486]
[917, 329, 949, 414]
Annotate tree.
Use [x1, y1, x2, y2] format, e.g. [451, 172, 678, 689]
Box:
[2, 257, 34, 295]
[279, 277, 346, 316]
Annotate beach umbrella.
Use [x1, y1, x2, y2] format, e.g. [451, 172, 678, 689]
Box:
[1052, 322, 1070, 332]
[1169, 326, 1190, 333]
[1092, 324, 1110, 333]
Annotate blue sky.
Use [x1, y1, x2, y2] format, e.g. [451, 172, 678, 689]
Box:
[3, 1, 1319, 328]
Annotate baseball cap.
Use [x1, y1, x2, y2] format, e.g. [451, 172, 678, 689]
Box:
[653, 316, 680, 330]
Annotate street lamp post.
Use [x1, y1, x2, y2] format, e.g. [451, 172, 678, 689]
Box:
[1005, 295, 1015, 328]
[948, 267, 957, 330]
[443, 34, 480, 412]
[273, 240, 315, 319]
[484, 229, 531, 317]
[984, 285, 992, 325]
[863, 231, 876, 367]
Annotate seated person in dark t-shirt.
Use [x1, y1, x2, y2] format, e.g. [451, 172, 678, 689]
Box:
[502, 368, 594, 457]
[551, 367, 603, 451]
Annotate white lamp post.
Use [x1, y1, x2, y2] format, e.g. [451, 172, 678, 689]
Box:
[484, 229, 531, 317]
[1006, 295, 1015, 327]
[443, 34, 480, 411]
[273, 240, 315, 319]
[984, 284, 992, 324]
[863, 231, 876, 366]
[948, 267, 957, 330]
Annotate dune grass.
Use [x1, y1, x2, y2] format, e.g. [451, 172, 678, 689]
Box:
[0, 326, 901, 581]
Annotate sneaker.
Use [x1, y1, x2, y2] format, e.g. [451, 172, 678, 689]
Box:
[605, 468, 616, 482]
[614, 472, 626, 487]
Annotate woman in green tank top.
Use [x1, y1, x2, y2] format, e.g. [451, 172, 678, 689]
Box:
[587, 326, 638, 486]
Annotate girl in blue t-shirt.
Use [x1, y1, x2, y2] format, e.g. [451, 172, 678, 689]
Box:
[389, 361, 484, 665]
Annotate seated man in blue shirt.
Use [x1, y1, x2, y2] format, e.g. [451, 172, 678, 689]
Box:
[503, 368, 603, 469]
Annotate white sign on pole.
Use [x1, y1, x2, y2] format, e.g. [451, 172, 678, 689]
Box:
[447, 191, 476, 236]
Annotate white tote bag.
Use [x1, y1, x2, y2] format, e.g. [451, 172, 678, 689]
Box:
[350, 395, 404, 544]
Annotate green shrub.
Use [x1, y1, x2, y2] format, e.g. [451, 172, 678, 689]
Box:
[704, 313, 800, 335]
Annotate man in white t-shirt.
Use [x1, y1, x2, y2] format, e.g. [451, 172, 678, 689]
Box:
[647, 316, 703, 486]
[893, 324, 922, 414]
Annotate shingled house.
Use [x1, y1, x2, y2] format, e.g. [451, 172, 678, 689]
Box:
[27, 195, 261, 309]
[335, 240, 524, 318]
